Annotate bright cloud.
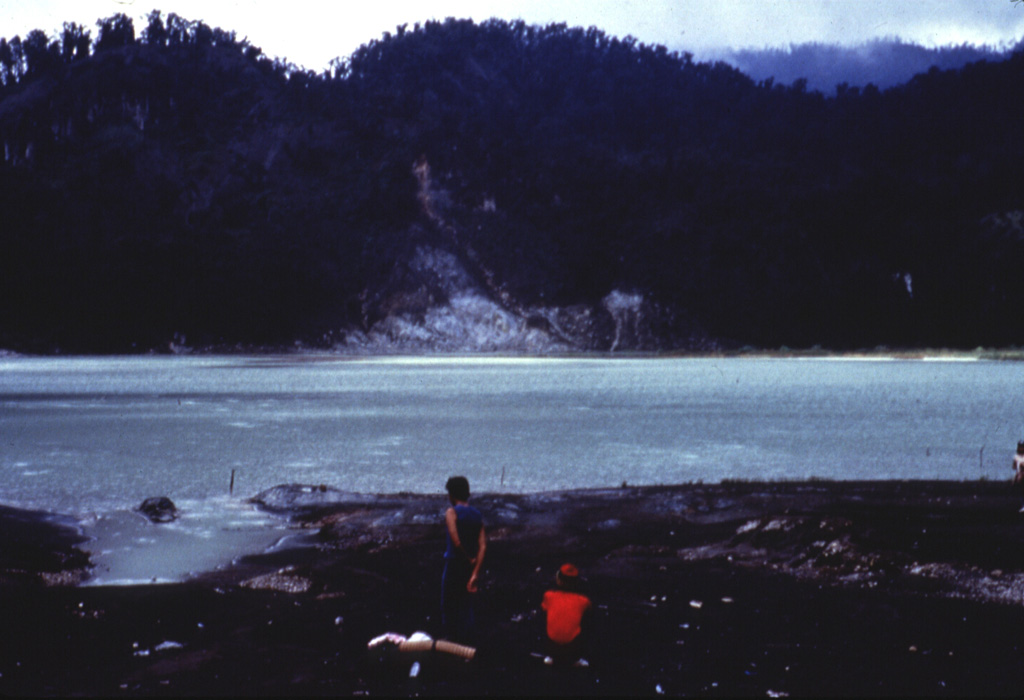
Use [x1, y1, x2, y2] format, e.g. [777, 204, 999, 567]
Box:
[1, 0, 1022, 71]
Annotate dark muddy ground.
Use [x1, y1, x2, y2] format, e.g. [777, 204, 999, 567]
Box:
[3, 480, 1024, 696]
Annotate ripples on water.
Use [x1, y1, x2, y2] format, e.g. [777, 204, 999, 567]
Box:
[2, 355, 1023, 582]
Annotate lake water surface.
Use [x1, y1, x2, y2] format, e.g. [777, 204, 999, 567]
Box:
[2, 355, 1022, 583]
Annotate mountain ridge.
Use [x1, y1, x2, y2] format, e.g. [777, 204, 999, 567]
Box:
[1, 13, 1023, 353]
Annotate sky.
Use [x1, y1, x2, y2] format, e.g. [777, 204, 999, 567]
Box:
[2, 0, 1024, 72]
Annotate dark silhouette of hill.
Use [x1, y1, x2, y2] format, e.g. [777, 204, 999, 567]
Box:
[718, 38, 1024, 93]
[1, 12, 1023, 353]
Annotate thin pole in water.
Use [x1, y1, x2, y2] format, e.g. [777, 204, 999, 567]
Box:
[230, 469, 236, 495]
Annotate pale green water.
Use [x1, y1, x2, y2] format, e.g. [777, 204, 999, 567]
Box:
[1, 355, 1021, 583]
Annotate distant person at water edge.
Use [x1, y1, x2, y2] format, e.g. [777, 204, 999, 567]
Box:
[442, 476, 486, 641]
[540, 563, 592, 668]
[1013, 442, 1024, 512]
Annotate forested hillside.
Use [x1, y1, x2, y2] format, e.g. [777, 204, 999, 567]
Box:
[1, 12, 1023, 353]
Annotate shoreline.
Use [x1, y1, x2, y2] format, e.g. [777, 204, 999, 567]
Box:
[4, 479, 1024, 695]
[4, 346, 1024, 360]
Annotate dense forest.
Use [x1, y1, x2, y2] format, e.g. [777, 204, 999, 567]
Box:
[1, 11, 1023, 353]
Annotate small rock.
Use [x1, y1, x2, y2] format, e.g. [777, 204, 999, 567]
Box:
[689, 600, 703, 609]
[153, 641, 183, 652]
[737, 520, 761, 534]
[138, 497, 177, 523]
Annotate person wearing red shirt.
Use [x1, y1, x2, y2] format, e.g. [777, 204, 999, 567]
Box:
[541, 563, 591, 667]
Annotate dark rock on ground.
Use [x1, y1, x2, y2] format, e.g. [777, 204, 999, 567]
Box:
[138, 497, 178, 523]
[0, 505, 90, 586]
[249, 484, 376, 516]
[4, 481, 1024, 696]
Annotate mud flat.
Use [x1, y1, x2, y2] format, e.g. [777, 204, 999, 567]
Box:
[3, 480, 1024, 696]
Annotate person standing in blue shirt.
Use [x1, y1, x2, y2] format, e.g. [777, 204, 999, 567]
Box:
[442, 476, 486, 641]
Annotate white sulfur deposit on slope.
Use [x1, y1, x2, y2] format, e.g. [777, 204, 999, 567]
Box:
[337, 246, 574, 353]
[341, 290, 570, 353]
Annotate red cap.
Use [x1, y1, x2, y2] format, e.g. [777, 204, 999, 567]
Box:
[559, 563, 579, 578]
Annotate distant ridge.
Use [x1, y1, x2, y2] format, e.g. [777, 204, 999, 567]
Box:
[714, 37, 1024, 92]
